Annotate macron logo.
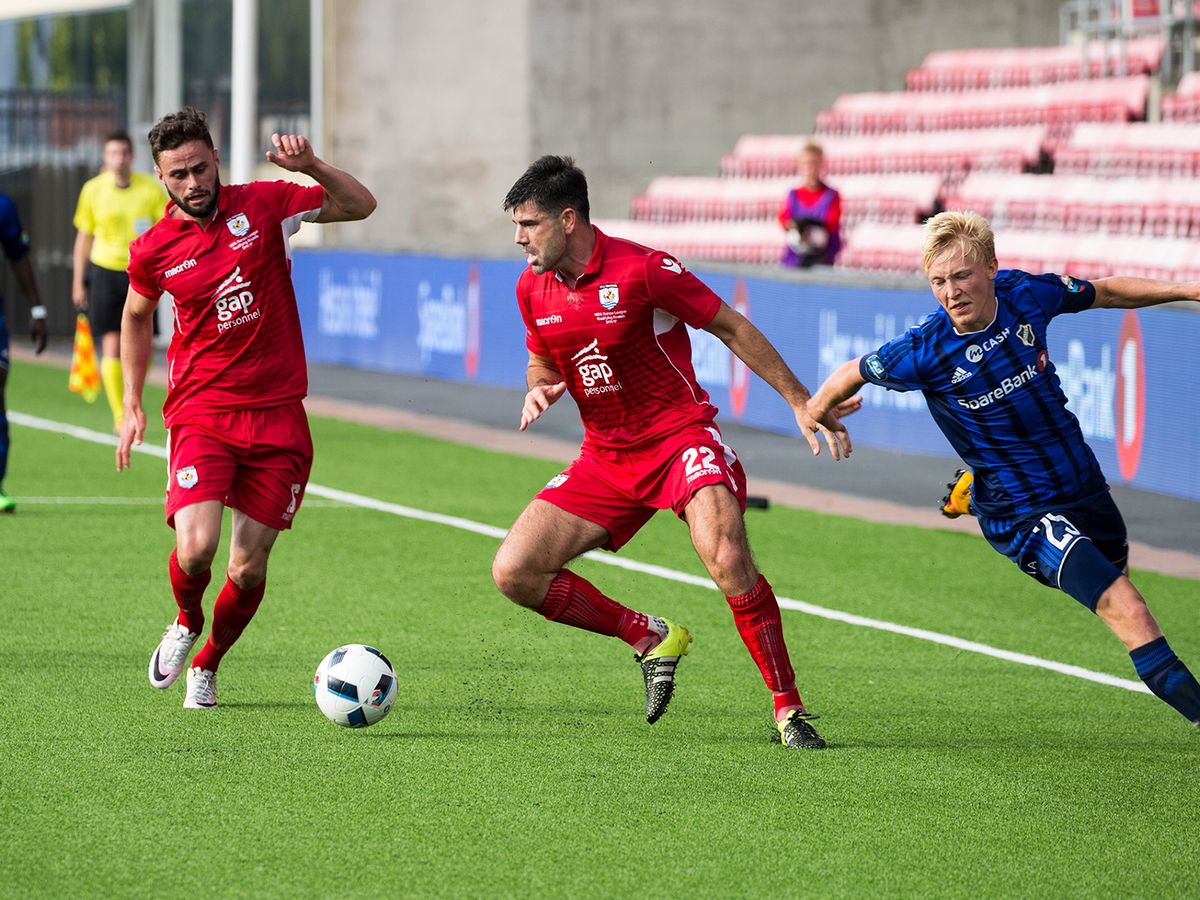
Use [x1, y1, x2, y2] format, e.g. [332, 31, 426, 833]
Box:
[165, 258, 197, 279]
[536, 314, 563, 327]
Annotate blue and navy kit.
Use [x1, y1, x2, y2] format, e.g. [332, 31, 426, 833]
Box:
[860, 270, 1107, 521]
[0, 192, 32, 370]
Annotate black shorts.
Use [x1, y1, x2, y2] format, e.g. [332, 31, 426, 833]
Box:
[85, 263, 129, 336]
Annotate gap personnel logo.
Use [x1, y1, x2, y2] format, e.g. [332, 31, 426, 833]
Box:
[572, 338, 622, 396]
[225, 213, 250, 237]
[598, 283, 620, 310]
[950, 366, 973, 385]
[175, 466, 198, 489]
[1017, 323, 1035, 347]
[213, 267, 259, 333]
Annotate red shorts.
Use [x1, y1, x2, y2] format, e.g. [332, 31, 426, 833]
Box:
[165, 401, 314, 531]
[536, 423, 747, 551]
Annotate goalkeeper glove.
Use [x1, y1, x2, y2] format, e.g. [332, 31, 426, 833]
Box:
[940, 468, 973, 518]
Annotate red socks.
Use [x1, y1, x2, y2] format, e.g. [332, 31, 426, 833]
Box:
[727, 575, 805, 718]
[190, 578, 266, 673]
[168, 549, 210, 634]
[539, 570, 662, 652]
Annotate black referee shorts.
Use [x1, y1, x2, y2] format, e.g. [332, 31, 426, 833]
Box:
[85, 262, 130, 336]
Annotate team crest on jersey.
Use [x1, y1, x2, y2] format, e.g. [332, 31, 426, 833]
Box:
[1059, 274, 1084, 293]
[1016, 323, 1035, 347]
[545, 473, 570, 489]
[225, 213, 251, 237]
[175, 466, 198, 489]
[598, 283, 620, 310]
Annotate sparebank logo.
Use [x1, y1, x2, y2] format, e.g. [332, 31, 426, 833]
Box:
[956, 363, 1039, 410]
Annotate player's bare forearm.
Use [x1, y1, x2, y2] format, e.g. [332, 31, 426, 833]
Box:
[12, 255, 43, 309]
[1092, 276, 1200, 309]
[119, 293, 155, 406]
[520, 355, 566, 431]
[116, 292, 155, 471]
[306, 158, 377, 223]
[810, 357, 867, 417]
[706, 304, 809, 408]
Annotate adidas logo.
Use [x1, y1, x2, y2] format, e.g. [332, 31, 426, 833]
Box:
[951, 366, 974, 385]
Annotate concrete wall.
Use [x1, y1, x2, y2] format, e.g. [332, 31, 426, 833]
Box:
[325, 0, 1060, 256]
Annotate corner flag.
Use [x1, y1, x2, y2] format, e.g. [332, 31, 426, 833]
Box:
[68, 314, 101, 403]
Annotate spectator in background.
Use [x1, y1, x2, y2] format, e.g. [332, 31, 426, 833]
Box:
[0, 192, 49, 513]
[778, 141, 841, 268]
[71, 130, 166, 431]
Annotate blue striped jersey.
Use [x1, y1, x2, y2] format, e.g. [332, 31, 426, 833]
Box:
[859, 269, 1108, 518]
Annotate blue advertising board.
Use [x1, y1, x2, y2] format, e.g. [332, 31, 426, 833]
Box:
[292, 250, 1200, 501]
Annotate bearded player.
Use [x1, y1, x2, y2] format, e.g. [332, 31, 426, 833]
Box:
[117, 107, 376, 709]
[492, 156, 857, 749]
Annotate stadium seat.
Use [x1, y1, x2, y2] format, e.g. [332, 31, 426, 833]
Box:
[816, 76, 1150, 135]
[721, 127, 1047, 178]
[1053, 121, 1200, 178]
[905, 38, 1164, 91]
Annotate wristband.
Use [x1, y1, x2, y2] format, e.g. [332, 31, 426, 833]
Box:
[30, 305, 47, 320]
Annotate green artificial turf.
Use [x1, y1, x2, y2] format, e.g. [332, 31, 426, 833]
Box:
[2, 359, 1197, 898]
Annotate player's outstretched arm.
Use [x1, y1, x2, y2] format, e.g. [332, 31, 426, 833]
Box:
[704, 302, 852, 459]
[519, 354, 566, 432]
[266, 133, 377, 223]
[1092, 276, 1200, 309]
[116, 289, 156, 472]
[807, 356, 868, 455]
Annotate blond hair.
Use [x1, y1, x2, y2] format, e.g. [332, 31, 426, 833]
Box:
[800, 140, 824, 159]
[922, 210, 995, 273]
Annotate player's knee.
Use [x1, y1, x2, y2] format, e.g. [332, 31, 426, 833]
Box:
[175, 535, 218, 574]
[491, 547, 528, 602]
[701, 535, 756, 593]
[226, 557, 267, 590]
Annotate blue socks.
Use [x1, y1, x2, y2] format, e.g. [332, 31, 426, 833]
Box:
[0, 410, 8, 486]
[1130, 637, 1200, 724]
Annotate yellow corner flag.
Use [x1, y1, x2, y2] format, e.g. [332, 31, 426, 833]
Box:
[68, 313, 101, 403]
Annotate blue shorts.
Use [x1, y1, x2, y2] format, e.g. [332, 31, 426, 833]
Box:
[979, 490, 1128, 610]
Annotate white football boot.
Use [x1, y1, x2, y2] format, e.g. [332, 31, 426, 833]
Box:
[183, 667, 218, 710]
[148, 621, 200, 689]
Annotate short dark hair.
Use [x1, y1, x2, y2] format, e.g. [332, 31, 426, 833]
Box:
[148, 107, 214, 163]
[503, 155, 590, 222]
[103, 130, 133, 151]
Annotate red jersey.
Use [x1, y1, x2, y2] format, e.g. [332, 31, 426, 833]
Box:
[517, 227, 723, 450]
[127, 180, 324, 428]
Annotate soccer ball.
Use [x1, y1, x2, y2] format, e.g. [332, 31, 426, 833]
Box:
[313, 644, 397, 728]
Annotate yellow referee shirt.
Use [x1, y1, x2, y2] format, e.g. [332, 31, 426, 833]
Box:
[73, 170, 165, 272]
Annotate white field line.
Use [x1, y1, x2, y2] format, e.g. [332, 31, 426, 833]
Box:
[11, 410, 1151, 696]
